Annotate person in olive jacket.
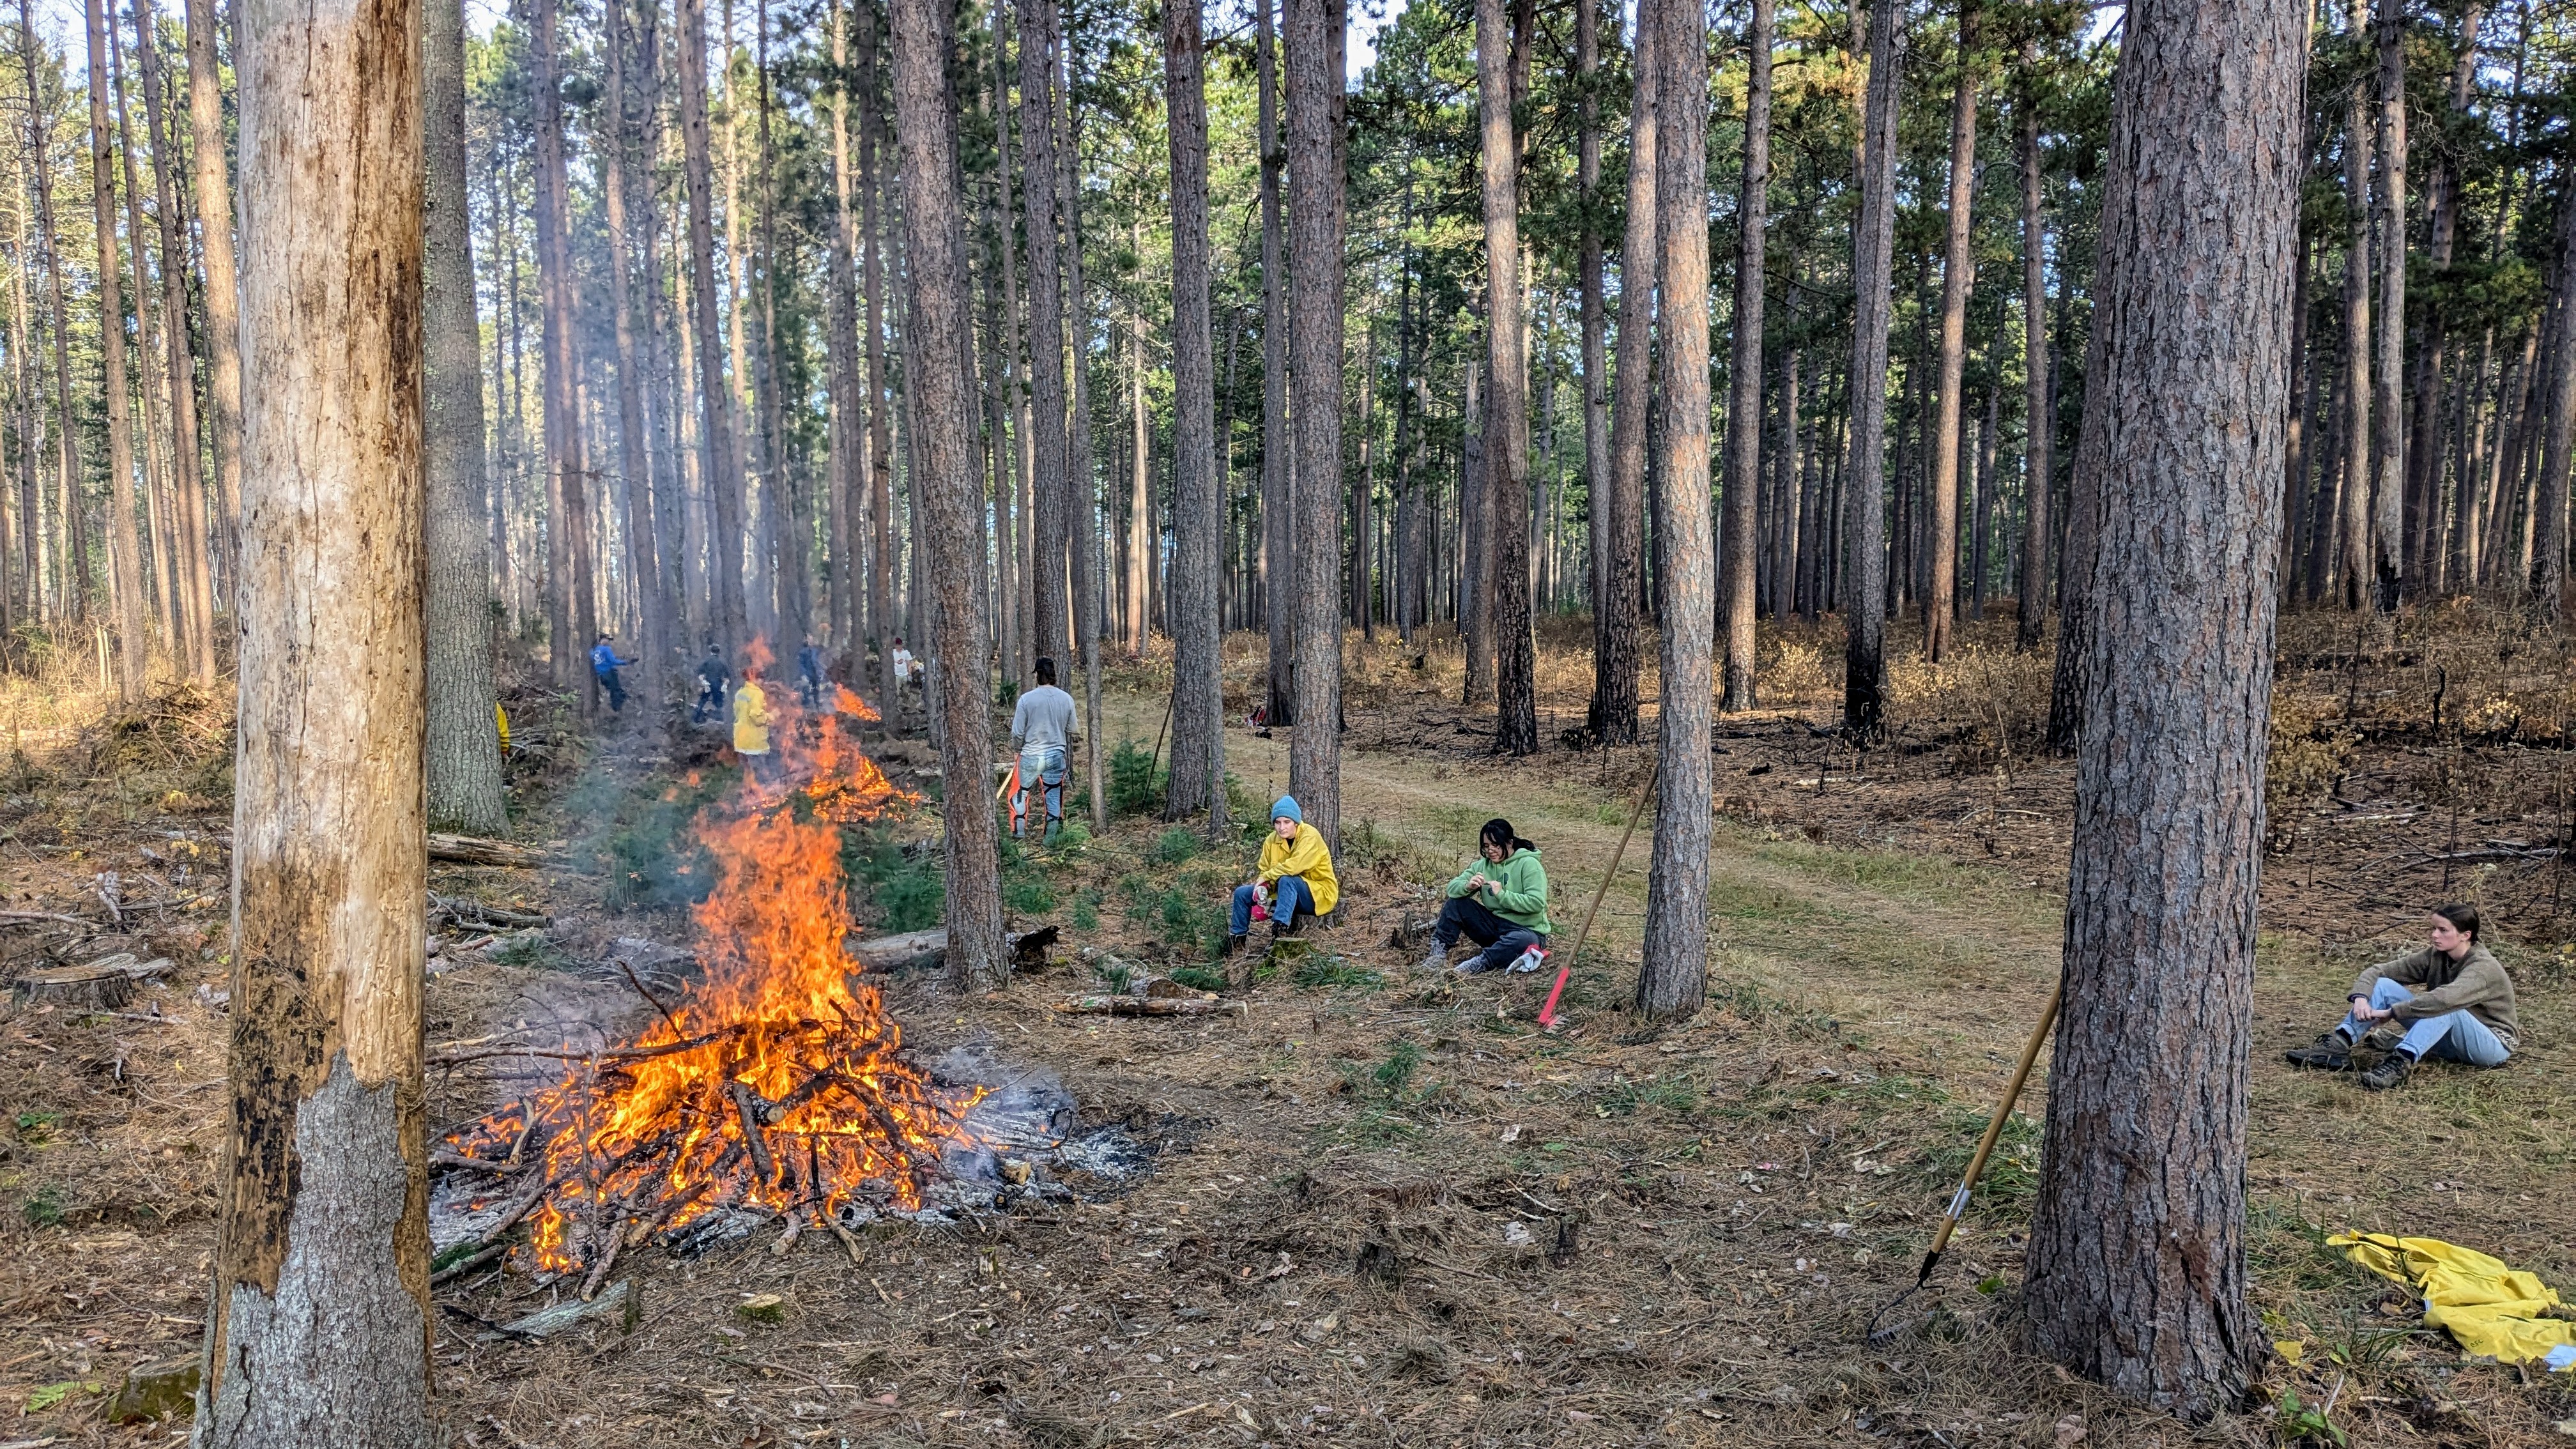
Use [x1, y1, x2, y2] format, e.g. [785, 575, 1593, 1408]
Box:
[2285, 903, 2518, 1091]
[1420, 818, 1552, 974]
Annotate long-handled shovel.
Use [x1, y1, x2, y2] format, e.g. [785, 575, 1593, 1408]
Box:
[1865, 977, 2064, 1344]
[1537, 757, 1660, 1031]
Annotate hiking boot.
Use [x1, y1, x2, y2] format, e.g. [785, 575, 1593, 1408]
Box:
[2283, 1031, 2357, 1071]
[1415, 943, 1452, 974]
[1454, 953, 1494, 976]
[2359, 1051, 2417, 1092]
[1224, 933, 1248, 958]
[1270, 916, 1301, 940]
[1043, 817, 1062, 847]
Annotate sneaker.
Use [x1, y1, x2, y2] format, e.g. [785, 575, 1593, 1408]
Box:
[2359, 1051, 2417, 1092]
[2283, 1030, 2356, 1071]
[1454, 954, 1494, 976]
[1415, 944, 1451, 974]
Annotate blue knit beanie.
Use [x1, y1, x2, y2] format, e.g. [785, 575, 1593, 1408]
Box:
[1271, 795, 1303, 825]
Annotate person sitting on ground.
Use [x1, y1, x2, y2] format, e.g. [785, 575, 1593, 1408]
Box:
[1419, 818, 1552, 974]
[693, 643, 731, 724]
[1009, 657, 1079, 844]
[588, 633, 638, 714]
[1229, 796, 1338, 953]
[733, 661, 775, 782]
[797, 634, 829, 709]
[2285, 903, 2517, 1091]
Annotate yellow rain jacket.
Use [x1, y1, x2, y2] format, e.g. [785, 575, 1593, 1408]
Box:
[1255, 823, 1339, 918]
[733, 681, 772, 755]
[2329, 1231, 2576, 1370]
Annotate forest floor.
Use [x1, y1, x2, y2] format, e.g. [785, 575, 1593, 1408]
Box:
[3, 606, 2575, 1448]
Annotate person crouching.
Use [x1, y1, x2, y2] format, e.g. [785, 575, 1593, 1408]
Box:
[1420, 818, 1552, 974]
[2284, 903, 2517, 1091]
[1228, 796, 1338, 953]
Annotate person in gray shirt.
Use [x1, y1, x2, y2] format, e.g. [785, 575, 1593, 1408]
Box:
[1010, 657, 1080, 844]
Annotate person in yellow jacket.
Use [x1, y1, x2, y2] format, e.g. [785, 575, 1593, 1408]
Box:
[1228, 795, 1337, 952]
[733, 663, 776, 782]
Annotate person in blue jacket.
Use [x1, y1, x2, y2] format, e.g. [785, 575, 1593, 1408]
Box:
[589, 634, 638, 713]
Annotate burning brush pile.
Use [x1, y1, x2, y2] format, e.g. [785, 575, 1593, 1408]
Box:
[437, 678, 1024, 1289]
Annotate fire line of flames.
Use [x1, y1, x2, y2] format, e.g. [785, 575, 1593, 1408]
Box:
[443, 658, 970, 1275]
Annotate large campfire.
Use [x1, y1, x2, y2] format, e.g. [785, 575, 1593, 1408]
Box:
[439, 675, 974, 1288]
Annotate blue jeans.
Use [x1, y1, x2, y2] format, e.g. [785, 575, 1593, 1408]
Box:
[1435, 894, 1546, 972]
[596, 668, 627, 713]
[1232, 876, 1313, 935]
[2341, 978, 2511, 1066]
[1014, 746, 1066, 833]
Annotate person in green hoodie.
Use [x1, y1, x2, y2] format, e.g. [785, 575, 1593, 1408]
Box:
[1420, 818, 1552, 974]
[2284, 903, 2519, 1091]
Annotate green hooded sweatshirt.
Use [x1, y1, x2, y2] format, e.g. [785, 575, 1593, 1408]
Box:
[1446, 847, 1552, 934]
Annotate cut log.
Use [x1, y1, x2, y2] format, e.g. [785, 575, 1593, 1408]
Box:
[428, 833, 551, 868]
[847, 925, 1056, 975]
[10, 954, 173, 1010]
[429, 891, 553, 930]
[487, 1276, 639, 1339]
[1057, 994, 1245, 1018]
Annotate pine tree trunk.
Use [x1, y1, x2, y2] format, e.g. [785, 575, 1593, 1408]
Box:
[859, 8, 896, 713]
[2015, 77, 2050, 650]
[1477, 0, 1537, 755]
[1257, 0, 1292, 727]
[2022, 0, 2297, 1410]
[1163, 0, 1225, 832]
[134, 0, 217, 681]
[1972, 385, 1995, 617]
[22, 9, 91, 629]
[2338, 0, 2373, 612]
[606, 0, 667, 707]
[886, 0, 1006, 984]
[1634, 0, 1711, 1020]
[1589, 3, 1653, 745]
[1285, 0, 1343, 843]
[1575, 0, 1606, 674]
[422, 0, 507, 834]
[533, 0, 599, 699]
[183, 0, 240, 585]
[84, 0, 148, 700]
[112, 38, 180, 661]
[680, 0, 750, 652]
[827, 0, 863, 663]
[2370, 0, 2404, 610]
[204, 0, 432, 1431]
[2283, 226, 2313, 601]
[1050, 30, 1106, 837]
[2529, 183, 2576, 623]
[1717, 0, 1772, 709]
[1841, 0, 1902, 735]
[1015, 0, 1070, 670]
[1924, 2, 1977, 662]
[2417, 6, 2481, 592]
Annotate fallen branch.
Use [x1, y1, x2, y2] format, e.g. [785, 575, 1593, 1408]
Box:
[428, 833, 553, 868]
[0, 909, 103, 929]
[1056, 994, 1245, 1018]
[431, 1148, 525, 1174]
[429, 1025, 747, 1068]
[847, 924, 1058, 974]
[430, 1243, 505, 1285]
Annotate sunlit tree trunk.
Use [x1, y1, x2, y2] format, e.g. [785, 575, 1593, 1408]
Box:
[606, 0, 668, 707]
[2023, 0, 2299, 1411]
[1842, 0, 1903, 735]
[1050, 25, 1106, 834]
[885, 0, 1005, 984]
[2531, 181, 2576, 624]
[1635, 0, 1710, 1019]
[201, 0, 431, 1431]
[22, 5, 91, 629]
[2368, 0, 2404, 610]
[680, 0, 750, 651]
[827, 0, 863, 660]
[132, 1, 216, 678]
[1924, 0, 1977, 662]
[1163, 0, 1225, 832]
[111, 36, 179, 661]
[84, 0, 148, 700]
[183, 0, 240, 583]
[2337, 0, 2372, 612]
[1284, 0, 1343, 843]
[2016, 73, 2050, 650]
[1476, 0, 1536, 754]
[1590, 3, 1653, 745]
[1576, 0, 1606, 678]
[1015, 0, 1070, 669]
[858, 0, 896, 714]
[1256, 0, 1291, 725]
[1717, 0, 1772, 707]
[533, 0, 599, 698]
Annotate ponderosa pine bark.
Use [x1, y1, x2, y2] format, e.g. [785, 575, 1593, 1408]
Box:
[2021, 0, 2301, 1411]
[203, 0, 432, 1433]
[1843, 0, 1903, 736]
[858, 1, 896, 711]
[1257, 0, 1292, 727]
[1589, 1, 1653, 746]
[1576, 0, 1607, 702]
[1164, 0, 1225, 831]
[1634, 0, 1711, 1020]
[183, 0, 241, 579]
[886, 0, 1006, 984]
[1016, 0, 1071, 670]
[1284, 0, 1343, 844]
[2337, 0, 2372, 612]
[2369, 0, 2404, 610]
[1050, 24, 1107, 836]
[1477, 0, 1537, 755]
[680, 0, 751, 653]
[82, 0, 147, 701]
[1717, 0, 1772, 710]
[422, 0, 507, 834]
[2016, 72, 2050, 651]
[1924, 0, 1978, 662]
[2530, 174, 2576, 624]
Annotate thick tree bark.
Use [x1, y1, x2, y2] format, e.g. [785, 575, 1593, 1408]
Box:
[1842, 0, 1903, 735]
[532, 0, 598, 699]
[1634, 0, 1710, 1020]
[183, 0, 241, 582]
[2283, 226, 2312, 601]
[2016, 77, 2050, 650]
[1015, 0, 1071, 670]
[422, 0, 507, 834]
[859, 6, 896, 712]
[2337, 0, 2372, 612]
[1972, 385, 1995, 617]
[679, 0, 749, 653]
[1589, 4, 1653, 746]
[2022, 0, 2300, 1413]
[604, 0, 668, 707]
[135, 0, 216, 683]
[204, 0, 433, 1434]
[1717, 0, 1772, 709]
[827, 0, 863, 660]
[1925, 1, 1978, 661]
[1050, 29, 1106, 836]
[84, 0, 148, 700]
[1477, 0, 1537, 755]
[1163, 0, 1225, 832]
[2369, 0, 2404, 610]
[886, 0, 1006, 985]
[1285, 0, 1343, 845]
[1256, 0, 1292, 725]
[2530, 183, 2576, 624]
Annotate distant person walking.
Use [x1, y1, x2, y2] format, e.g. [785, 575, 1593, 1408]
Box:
[890, 637, 916, 700]
[1229, 796, 1340, 952]
[589, 634, 638, 714]
[692, 643, 731, 724]
[1420, 818, 1552, 974]
[1009, 657, 1079, 844]
[797, 634, 829, 710]
[733, 662, 775, 783]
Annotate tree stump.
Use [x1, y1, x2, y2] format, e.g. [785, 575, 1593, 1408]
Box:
[12, 954, 171, 1010]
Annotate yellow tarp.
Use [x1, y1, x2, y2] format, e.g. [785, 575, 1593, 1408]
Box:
[2328, 1231, 2576, 1371]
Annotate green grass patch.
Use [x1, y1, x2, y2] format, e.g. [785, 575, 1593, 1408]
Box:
[1597, 1077, 1699, 1117]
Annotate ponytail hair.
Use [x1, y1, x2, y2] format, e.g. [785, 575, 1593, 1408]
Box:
[1480, 818, 1536, 856]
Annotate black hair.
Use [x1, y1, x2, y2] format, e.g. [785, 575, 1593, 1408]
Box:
[2433, 902, 2481, 942]
[1480, 818, 1535, 855]
[1035, 657, 1057, 685]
